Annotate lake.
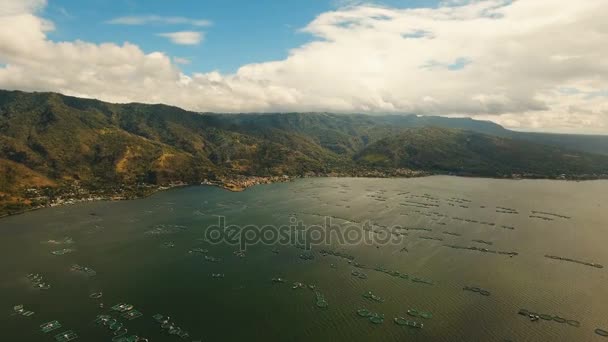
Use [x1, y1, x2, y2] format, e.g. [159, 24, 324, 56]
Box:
[1, 176, 607, 341]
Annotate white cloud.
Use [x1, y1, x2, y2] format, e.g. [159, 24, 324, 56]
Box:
[157, 31, 203, 45]
[173, 57, 191, 65]
[0, 0, 607, 133]
[106, 15, 211, 27]
[0, 0, 46, 16]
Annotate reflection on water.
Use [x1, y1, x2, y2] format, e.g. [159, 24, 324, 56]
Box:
[0, 176, 607, 341]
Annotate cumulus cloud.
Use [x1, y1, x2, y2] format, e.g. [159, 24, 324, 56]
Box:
[106, 15, 211, 27]
[0, 0, 607, 133]
[157, 31, 203, 45]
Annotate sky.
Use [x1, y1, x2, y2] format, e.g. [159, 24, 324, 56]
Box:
[0, 0, 607, 134]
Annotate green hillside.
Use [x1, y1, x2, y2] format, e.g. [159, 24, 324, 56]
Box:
[355, 128, 608, 177]
[1, 89, 607, 215]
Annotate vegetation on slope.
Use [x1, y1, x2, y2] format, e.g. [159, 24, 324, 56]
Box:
[1, 89, 607, 215]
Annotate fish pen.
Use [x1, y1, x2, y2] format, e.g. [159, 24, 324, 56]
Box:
[54, 330, 78, 342]
[41, 321, 62, 333]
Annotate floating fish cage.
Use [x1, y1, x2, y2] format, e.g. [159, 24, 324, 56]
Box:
[51, 248, 75, 256]
[111, 303, 134, 313]
[517, 308, 580, 327]
[161, 242, 175, 248]
[315, 291, 328, 309]
[89, 292, 103, 299]
[369, 313, 385, 324]
[121, 310, 143, 321]
[357, 309, 372, 317]
[362, 291, 384, 303]
[54, 330, 78, 342]
[109, 322, 124, 331]
[553, 316, 566, 323]
[463, 286, 490, 296]
[153, 314, 189, 339]
[41, 320, 62, 333]
[420, 312, 433, 319]
[405, 320, 424, 328]
[113, 328, 128, 339]
[27, 273, 51, 290]
[189, 248, 209, 254]
[71, 264, 97, 276]
[112, 335, 145, 342]
[351, 270, 368, 279]
[394, 317, 408, 326]
[204, 256, 222, 263]
[595, 328, 608, 337]
[105, 318, 118, 327]
[566, 320, 581, 327]
[407, 309, 419, 317]
[94, 314, 112, 325]
[299, 253, 314, 260]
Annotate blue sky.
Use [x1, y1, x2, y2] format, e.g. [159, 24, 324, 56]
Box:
[3, 0, 605, 133]
[42, 0, 439, 74]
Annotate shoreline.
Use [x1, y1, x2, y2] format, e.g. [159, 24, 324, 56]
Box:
[1, 172, 607, 220]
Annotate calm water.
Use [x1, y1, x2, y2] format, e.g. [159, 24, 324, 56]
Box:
[1, 176, 607, 341]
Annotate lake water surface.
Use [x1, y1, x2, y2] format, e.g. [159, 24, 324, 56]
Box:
[1, 176, 607, 341]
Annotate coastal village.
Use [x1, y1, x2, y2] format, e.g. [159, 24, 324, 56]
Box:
[2, 168, 608, 218]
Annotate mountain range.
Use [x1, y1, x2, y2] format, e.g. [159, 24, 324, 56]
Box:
[1, 89, 607, 215]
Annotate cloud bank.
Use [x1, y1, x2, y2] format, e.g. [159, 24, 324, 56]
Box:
[0, 0, 607, 133]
